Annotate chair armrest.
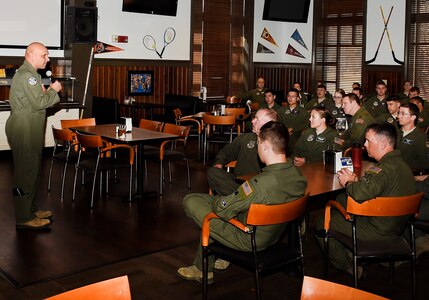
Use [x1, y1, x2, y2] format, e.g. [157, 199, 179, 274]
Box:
[101, 144, 135, 165]
[178, 118, 202, 134]
[324, 200, 351, 231]
[201, 212, 249, 247]
[159, 138, 186, 159]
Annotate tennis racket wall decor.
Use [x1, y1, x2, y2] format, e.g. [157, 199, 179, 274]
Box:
[143, 27, 176, 59]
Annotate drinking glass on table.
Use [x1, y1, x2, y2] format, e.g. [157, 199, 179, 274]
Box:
[336, 118, 347, 136]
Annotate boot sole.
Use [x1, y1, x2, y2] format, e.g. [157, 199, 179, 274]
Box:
[16, 223, 51, 230]
[177, 272, 214, 285]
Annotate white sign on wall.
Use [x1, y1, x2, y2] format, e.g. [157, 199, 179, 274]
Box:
[96, 0, 191, 60]
[365, 0, 405, 65]
[253, 0, 313, 64]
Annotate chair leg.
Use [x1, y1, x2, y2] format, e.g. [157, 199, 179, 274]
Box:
[168, 161, 172, 184]
[353, 256, 358, 288]
[47, 159, 54, 192]
[323, 235, 329, 278]
[389, 260, 394, 288]
[128, 166, 133, 202]
[202, 247, 208, 300]
[186, 158, 191, 190]
[91, 172, 98, 209]
[159, 160, 163, 196]
[60, 161, 68, 201]
[72, 166, 79, 202]
[254, 271, 262, 300]
[412, 255, 416, 300]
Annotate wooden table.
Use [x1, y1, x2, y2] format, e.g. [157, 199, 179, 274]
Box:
[72, 124, 178, 199]
[237, 160, 375, 198]
[298, 160, 374, 197]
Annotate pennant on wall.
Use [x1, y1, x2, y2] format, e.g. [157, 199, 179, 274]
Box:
[93, 42, 124, 54]
[256, 43, 274, 54]
[261, 28, 278, 47]
[291, 29, 308, 50]
[286, 44, 305, 58]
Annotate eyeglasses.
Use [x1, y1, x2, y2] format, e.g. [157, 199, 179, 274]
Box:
[333, 96, 342, 99]
[398, 112, 411, 116]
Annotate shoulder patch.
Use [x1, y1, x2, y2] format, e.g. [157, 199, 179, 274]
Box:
[27, 76, 38, 86]
[367, 166, 382, 174]
[247, 140, 256, 148]
[241, 181, 253, 197]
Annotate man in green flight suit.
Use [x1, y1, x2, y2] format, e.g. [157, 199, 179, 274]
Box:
[259, 88, 281, 111]
[6, 42, 62, 229]
[397, 103, 429, 172]
[178, 121, 307, 283]
[231, 77, 266, 108]
[364, 80, 389, 118]
[375, 95, 400, 130]
[277, 88, 309, 155]
[335, 93, 376, 150]
[207, 108, 277, 196]
[316, 122, 416, 277]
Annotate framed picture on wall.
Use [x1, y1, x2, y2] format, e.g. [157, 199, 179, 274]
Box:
[128, 70, 154, 96]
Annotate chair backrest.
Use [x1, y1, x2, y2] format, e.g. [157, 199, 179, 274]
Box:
[76, 132, 104, 149]
[45, 275, 131, 300]
[246, 193, 309, 226]
[139, 118, 164, 132]
[163, 123, 190, 139]
[300, 276, 388, 300]
[346, 192, 424, 217]
[226, 96, 241, 105]
[202, 114, 236, 126]
[61, 118, 96, 129]
[225, 107, 245, 117]
[52, 126, 75, 143]
[172, 108, 183, 121]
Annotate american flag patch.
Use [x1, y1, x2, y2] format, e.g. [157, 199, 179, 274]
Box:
[241, 181, 253, 196]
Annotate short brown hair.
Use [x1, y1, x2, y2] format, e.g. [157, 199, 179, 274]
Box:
[259, 121, 288, 154]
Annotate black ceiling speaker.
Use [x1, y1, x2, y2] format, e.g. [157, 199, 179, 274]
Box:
[65, 6, 98, 46]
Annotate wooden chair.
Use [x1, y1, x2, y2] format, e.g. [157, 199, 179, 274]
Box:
[321, 193, 423, 299]
[225, 107, 246, 134]
[47, 126, 79, 201]
[202, 114, 236, 165]
[300, 276, 388, 300]
[72, 132, 135, 208]
[173, 108, 202, 159]
[44, 275, 131, 300]
[61, 117, 96, 129]
[143, 123, 190, 196]
[202, 193, 309, 300]
[139, 118, 164, 132]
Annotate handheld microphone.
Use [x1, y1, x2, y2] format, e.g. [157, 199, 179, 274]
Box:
[46, 70, 55, 83]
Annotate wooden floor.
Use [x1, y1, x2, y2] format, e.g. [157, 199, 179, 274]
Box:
[0, 142, 428, 300]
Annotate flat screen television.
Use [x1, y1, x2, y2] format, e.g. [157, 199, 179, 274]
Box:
[262, 0, 311, 23]
[122, 0, 178, 17]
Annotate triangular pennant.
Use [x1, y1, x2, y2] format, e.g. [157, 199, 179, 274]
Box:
[291, 29, 308, 50]
[286, 44, 305, 58]
[93, 42, 124, 54]
[256, 43, 274, 54]
[261, 28, 278, 47]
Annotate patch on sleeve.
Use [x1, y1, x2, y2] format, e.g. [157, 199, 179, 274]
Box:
[27, 77, 38, 86]
[355, 118, 364, 124]
[241, 181, 253, 197]
[367, 166, 382, 174]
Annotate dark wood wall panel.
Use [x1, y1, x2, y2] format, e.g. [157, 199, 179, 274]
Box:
[92, 64, 191, 104]
[363, 68, 404, 95]
[254, 66, 312, 95]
